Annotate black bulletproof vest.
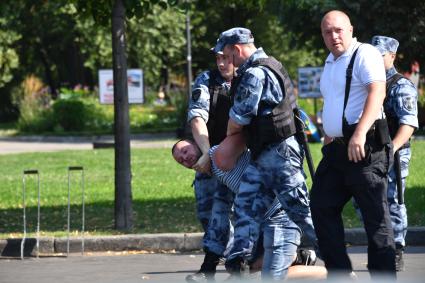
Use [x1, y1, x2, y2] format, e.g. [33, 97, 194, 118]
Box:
[207, 69, 232, 146]
[231, 56, 298, 157]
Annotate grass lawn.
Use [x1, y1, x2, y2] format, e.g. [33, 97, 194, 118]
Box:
[0, 140, 424, 239]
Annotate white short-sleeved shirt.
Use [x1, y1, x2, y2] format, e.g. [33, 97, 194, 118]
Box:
[320, 38, 386, 137]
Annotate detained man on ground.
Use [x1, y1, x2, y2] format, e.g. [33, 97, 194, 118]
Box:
[172, 135, 326, 281]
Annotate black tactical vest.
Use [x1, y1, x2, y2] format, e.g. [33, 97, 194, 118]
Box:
[230, 57, 298, 158]
[207, 69, 232, 146]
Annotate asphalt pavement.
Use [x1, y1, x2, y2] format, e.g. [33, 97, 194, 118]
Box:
[1, 246, 425, 283]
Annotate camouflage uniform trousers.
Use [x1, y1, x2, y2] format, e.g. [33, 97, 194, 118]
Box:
[353, 147, 410, 247]
[388, 147, 411, 247]
[202, 182, 234, 256]
[194, 172, 234, 253]
[204, 146, 302, 277]
[226, 136, 317, 262]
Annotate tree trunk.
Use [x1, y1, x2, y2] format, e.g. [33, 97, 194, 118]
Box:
[38, 45, 57, 98]
[112, 0, 133, 230]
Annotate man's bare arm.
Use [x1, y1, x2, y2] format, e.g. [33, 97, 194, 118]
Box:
[392, 124, 415, 152]
[213, 133, 246, 171]
[226, 118, 243, 136]
[191, 117, 211, 174]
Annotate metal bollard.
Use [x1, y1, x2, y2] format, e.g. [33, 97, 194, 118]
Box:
[21, 169, 40, 260]
[67, 166, 85, 257]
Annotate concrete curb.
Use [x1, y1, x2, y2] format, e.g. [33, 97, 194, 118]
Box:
[344, 226, 425, 246]
[0, 233, 204, 256]
[1, 227, 425, 256]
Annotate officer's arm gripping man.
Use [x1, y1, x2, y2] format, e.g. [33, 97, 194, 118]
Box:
[191, 117, 212, 174]
[188, 71, 214, 175]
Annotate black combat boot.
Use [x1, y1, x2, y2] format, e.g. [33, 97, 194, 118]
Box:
[186, 251, 221, 283]
[395, 244, 405, 272]
[224, 257, 244, 281]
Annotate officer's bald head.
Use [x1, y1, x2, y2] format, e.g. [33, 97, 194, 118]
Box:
[321, 10, 351, 29]
[321, 10, 353, 59]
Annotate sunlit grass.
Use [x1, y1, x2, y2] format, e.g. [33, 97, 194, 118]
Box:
[0, 140, 424, 239]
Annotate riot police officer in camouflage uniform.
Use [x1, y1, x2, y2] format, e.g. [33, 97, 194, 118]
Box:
[368, 35, 418, 271]
[211, 27, 319, 278]
[184, 49, 235, 282]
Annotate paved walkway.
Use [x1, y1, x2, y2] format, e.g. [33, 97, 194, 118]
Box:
[0, 133, 178, 155]
[1, 246, 424, 283]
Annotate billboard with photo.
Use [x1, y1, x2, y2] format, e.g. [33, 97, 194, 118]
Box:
[98, 69, 144, 104]
[298, 67, 323, 98]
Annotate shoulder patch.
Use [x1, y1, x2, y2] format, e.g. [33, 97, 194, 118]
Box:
[192, 89, 201, 101]
[403, 96, 416, 111]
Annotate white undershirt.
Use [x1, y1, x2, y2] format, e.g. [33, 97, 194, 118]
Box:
[320, 38, 386, 137]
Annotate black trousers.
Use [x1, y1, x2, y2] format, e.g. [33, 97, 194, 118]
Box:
[310, 139, 396, 279]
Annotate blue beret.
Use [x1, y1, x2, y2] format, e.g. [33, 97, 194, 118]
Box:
[371, 35, 399, 55]
[211, 27, 254, 53]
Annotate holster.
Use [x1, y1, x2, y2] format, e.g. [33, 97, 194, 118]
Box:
[375, 118, 391, 145]
[342, 119, 391, 146]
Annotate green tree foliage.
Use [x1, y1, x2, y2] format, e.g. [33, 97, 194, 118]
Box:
[62, 4, 185, 91]
[42, 1, 183, 90]
[188, 0, 325, 79]
[126, 7, 186, 88]
[0, 1, 93, 95]
[0, 19, 20, 88]
[273, 0, 425, 71]
[73, 0, 171, 25]
[1, 0, 423, 117]
[337, 0, 425, 71]
[0, 0, 180, 95]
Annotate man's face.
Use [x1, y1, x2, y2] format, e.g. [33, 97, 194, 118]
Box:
[223, 45, 243, 68]
[172, 140, 200, 169]
[321, 12, 353, 59]
[216, 53, 234, 81]
[412, 61, 420, 73]
[382, 52, 395, 70]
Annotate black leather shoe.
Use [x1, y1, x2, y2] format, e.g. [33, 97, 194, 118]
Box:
[224, 257, 249, 281]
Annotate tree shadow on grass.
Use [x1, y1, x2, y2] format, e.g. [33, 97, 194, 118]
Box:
[2, 185, 423, 235]
[0, 197, 201, 236]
